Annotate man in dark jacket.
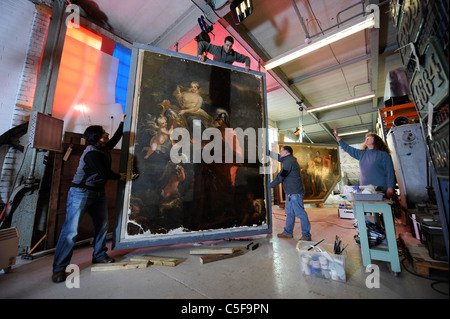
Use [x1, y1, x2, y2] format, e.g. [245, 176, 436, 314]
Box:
[197, 36, 251, 71]
[270, 146, 311, 241]
[52, 114, 126, 283]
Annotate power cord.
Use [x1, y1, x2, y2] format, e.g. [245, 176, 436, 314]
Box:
[272, 212, 355, 229]
[398, 250, 449, 296]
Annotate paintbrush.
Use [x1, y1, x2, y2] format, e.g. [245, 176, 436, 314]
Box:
[308, 239, 324, 251]
[339, 244, 348, 254]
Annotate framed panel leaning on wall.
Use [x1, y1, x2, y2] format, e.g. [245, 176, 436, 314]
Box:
[276, 143, 341, 204]
[113, 43, 272, 250]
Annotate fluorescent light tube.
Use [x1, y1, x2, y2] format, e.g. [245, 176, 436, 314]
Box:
[264, 13, 376, 70]
[338, 129, 369, 136]
[306, 92, 375, 112]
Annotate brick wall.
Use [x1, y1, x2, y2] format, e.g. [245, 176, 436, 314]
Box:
[0, 0, 50, 205]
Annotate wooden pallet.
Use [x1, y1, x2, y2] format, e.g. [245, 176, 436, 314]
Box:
[399, 233, 448, 277]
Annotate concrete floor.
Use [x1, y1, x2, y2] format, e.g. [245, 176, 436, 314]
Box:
[0, 207, 448, 300]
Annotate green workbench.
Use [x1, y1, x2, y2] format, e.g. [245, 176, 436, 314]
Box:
[352, 200, 401, 275]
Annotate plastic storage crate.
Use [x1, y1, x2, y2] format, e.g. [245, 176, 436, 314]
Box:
[354, 193, 384, 201]
[296, 241, 346, 282]
[422, 221, 447, 261]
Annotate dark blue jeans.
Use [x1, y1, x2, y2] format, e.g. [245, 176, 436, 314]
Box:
[53, 187, 109, 273]
[283, 193, 311, 238]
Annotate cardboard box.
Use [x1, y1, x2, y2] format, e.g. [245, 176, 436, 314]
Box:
[338, 208, 354, 219]
[296, 241, 346, 282]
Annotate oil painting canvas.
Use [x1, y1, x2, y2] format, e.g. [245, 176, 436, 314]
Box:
[114, 44, 271, 249]
[275, 143, 340, 204]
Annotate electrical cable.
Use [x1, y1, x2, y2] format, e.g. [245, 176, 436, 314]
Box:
[399, 253, 449, 296]
[272, 211, 355, 229]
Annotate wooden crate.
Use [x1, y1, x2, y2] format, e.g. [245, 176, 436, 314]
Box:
[46, 141, 121, 249]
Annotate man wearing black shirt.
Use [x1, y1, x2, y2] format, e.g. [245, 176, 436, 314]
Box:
[197, 36, 251, 71]
[270, 146, 311, 241]
[52, 114, 126, 283]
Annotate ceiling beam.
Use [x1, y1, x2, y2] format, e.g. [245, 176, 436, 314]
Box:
[368, 2, 380, 108]
[313, 100, 377, 123]
[290, 53, 371, 84]
[370, 27, 380, 108]
[276, 100, 376, 131]
[223, 4, 380, 143]
[150, 4, 201, 49]
[223, 13, 312, 107]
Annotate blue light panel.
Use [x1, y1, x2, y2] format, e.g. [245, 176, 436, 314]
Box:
[113, 43, 132, 112]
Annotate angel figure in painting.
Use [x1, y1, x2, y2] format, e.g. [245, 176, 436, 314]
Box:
[142, 115, 173, 159]
[173, 81, 213, 128]
[157, 99, 187, 129]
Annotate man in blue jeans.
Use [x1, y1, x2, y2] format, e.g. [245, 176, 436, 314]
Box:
[270, 146, 311, 241]
[52, 114, 126, 283]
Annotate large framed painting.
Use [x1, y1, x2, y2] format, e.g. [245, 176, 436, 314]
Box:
[275, 143, 340, 203]
[113, 43, 271, 249]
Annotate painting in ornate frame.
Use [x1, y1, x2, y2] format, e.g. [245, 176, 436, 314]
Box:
[113, 43, 271, 249]
[275, 143, 340, 204]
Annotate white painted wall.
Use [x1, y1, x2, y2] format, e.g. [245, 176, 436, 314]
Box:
[0, 0, 50, 204]
[0, 0, 34, 131]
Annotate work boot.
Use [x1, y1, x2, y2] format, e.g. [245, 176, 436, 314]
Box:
[52, 271, 66, 283]
[92, 256, 115, 264]
[299, 236, 312, 241]
[277, 232, 293, 239]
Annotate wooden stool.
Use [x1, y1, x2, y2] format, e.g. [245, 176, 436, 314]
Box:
[352, 200, 401, 275]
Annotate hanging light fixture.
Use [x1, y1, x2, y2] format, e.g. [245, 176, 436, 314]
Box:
[306, 91, 376, 112]
[264, 12, 377, 70]
[337, 129, 369, 136]
[230, 0, 254, 25]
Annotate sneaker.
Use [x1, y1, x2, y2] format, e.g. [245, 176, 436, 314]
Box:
[277, 232, 293, 239]
[299, 236, 312, 241]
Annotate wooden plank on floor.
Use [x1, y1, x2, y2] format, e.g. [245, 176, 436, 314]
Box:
[190, 248, 236, 255]
[91, 261, 150, 271]
[130, 255, 180, 266]
[200, 249, 245, 264]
